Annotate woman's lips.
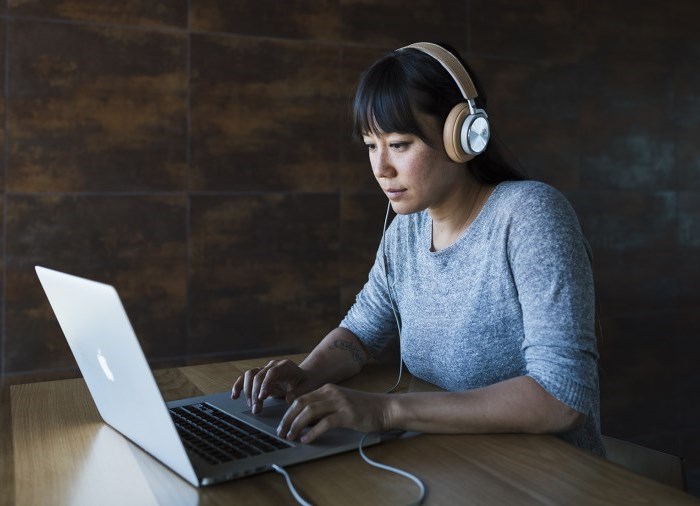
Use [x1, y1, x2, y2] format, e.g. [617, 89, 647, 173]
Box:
[385, 188, 406, 199]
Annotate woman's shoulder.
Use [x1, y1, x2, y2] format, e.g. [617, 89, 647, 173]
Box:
[496, 179, 566, 204]
[492, 180, 586, 250]
[495, 180, 576, 218]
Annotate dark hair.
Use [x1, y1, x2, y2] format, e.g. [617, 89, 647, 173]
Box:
[352, 43, 527, 184]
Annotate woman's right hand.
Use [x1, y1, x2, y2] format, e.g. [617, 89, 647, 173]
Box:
[231, 359, 316, 414]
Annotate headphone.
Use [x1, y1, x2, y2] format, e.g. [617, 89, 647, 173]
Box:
[400, 42, 490, 163]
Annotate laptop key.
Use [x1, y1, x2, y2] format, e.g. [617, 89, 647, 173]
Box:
[169, 404, 290, 464]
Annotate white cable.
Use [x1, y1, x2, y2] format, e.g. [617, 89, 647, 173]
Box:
[271, 464, 313, 506]
[378, 203, 426, 504]
[359, 432, 426, 505]
[274, 202, 423, 506]
[381, 201, 405, 394]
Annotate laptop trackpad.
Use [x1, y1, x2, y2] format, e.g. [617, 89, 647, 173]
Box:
[242, 401, 288, 430]
[242, 401, 362, 447]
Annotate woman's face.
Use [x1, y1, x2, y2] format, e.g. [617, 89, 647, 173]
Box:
[362, 113, 466, 215]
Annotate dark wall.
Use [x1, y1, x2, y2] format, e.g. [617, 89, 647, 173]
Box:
[1, 0, 698, 495]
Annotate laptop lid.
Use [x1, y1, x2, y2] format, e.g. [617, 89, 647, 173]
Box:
[35, 266, 199, 486]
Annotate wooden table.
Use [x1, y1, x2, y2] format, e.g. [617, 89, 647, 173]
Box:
[1, 354, 698, 505]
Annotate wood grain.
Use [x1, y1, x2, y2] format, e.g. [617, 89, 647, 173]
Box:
[3, 360, 700, 505]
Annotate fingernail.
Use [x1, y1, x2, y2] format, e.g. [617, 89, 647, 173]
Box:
[300, 435, 308, 444]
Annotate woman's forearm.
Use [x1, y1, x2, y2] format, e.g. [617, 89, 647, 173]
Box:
[299, 327, 369, 388]
[385, 375, 584, 435]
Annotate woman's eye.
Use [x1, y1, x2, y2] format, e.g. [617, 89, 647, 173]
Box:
[390, 142, 408, 150]
[364, 143, 376, 151]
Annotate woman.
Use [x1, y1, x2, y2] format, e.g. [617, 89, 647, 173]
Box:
[232, 42, 604, 456]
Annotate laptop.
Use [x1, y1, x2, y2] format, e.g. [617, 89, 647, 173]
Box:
[35, 266, 381, 487]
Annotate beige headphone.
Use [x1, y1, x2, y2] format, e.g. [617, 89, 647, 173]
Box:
[400, 42, 490, 163]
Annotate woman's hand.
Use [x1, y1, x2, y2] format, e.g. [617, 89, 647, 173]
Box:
[276, 384, 392, 444]
[231, 359, 316, 414]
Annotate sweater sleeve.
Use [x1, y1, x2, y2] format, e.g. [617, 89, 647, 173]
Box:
[507, 184, 599, 415]
[339, 228, 400, 357]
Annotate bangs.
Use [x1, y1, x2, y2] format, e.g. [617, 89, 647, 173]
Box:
[352, 56, 428, 142]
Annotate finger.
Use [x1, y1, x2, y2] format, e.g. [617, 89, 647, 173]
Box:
[277, 384, 335, 437]
[285, 391, 296, 405]
[281, 397, 334, 442]
[231, 375, 244, 399]
[251, 364, 276, 413]
[298, 415, 337, 444]
[258, 370, 276, 400]
[258, 362, 290, 400]
[277, 396, 309, 439]
[277, 399, 302, 438]
[242, 368, 260, 407]
[286, 402, 338, 442]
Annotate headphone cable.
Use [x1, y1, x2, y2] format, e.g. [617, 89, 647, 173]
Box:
[271, 464, 313, 506]
[272, 201, 425, 506]
[382, 200, 405, 393]
[359, 432, 426, 506]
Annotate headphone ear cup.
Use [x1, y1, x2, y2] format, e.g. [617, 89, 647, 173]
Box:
[443, 103, 472, 163]
[462, 112, 490, 156]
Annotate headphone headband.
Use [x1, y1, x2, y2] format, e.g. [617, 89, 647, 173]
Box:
[400, 42, 479, 101]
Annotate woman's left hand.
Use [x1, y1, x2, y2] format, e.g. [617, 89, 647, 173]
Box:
[276, 384, 391, 444]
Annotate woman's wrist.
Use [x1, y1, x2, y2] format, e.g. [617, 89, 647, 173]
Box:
[297, 362, 326, 392]
[382, 393, 403, 432]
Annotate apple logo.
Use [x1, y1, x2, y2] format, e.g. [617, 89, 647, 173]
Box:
[97, 349, 115, 382]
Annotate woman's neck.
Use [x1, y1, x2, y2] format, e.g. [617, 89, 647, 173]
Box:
[430, 174, 491, 252]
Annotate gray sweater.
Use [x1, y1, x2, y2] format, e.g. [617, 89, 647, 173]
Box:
[340, 180, 604, 455]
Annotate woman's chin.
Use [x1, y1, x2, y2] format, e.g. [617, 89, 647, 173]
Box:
[390, 202, 419, 215]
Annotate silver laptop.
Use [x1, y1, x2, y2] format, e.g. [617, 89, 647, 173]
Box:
[35, 266, 380, 487]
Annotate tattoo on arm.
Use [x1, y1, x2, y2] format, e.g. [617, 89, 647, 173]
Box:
[329, 339, 366, 366]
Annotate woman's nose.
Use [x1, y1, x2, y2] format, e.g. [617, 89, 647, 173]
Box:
[371, 148, 394, 178]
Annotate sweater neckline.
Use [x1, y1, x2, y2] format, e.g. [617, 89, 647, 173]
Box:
[424, 182, 504, 257]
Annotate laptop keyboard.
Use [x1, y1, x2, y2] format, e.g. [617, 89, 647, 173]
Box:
[169, 403, 291, 465]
